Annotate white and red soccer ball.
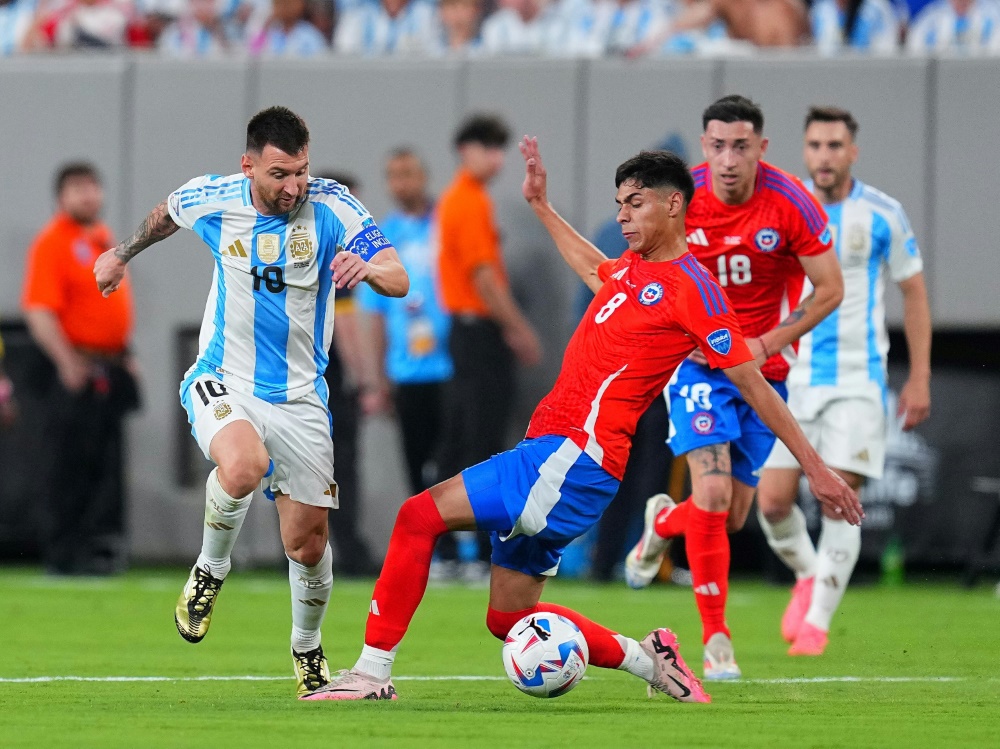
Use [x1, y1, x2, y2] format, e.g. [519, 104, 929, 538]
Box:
[502, 613, 589, 698]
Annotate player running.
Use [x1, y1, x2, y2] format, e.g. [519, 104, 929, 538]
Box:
[624, 94, 845, 680]
[93, 106, 409, 698]
[757, 106, 931, 656]
[302, 138, 861, 702]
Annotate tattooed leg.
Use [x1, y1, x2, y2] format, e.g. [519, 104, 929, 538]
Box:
[687, 443, 733, 513]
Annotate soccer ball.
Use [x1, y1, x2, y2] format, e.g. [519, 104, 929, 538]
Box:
[501, 612, 589, 698]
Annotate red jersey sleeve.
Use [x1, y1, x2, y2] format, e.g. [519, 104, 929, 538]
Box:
[674, 257, 754, 369]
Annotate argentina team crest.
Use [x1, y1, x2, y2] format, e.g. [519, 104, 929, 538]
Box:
[289, 223, 314, 268]
[706, 329, 732, 355]
[638, 282, 664, 306]
[754, 227, 780, 252]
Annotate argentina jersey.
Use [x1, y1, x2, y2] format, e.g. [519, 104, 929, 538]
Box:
[790, 179, 923, 399]
[169, 173, 393, 404]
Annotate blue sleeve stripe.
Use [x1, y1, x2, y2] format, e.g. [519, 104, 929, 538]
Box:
[180, 189, 244, 210]
[175, 178, 243, 197]
[684, 255, 728, 314]
[763, 176, 825, 234]
[763, 171, 825, 231]
[692, 165, 709, 188]
[678, 256, 720, 317]
[308, 184, 367, 217]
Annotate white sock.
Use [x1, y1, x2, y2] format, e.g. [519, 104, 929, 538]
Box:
[614, 635, 655, 682]
[804, 517, 861, 632]
[197, 468, 253, 580]
[289, 544, 333, 653]
[758, 504, 818, 580]
[354, 644, 396, 681]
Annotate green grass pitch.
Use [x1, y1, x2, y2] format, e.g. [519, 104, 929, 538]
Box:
[0, 568, 996, 748]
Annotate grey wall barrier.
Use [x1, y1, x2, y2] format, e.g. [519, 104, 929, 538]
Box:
[0, 54, 995, 564]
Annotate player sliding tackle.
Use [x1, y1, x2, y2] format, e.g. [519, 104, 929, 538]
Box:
[305, 138, 861, 702]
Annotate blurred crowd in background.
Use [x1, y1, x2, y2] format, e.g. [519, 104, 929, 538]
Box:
[1, 0, 999, 60]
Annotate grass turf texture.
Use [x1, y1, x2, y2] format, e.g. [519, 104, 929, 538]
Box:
[0, 568, 996, 748]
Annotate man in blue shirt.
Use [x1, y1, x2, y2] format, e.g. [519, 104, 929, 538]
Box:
[360, 148, 452, 496]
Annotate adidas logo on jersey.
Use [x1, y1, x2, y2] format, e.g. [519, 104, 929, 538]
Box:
[694, 582, 721, 596]
[686, 228, 709, 246]
[222, 239, 248, 258]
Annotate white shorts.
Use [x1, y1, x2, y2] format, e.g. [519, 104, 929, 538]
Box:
[180, 372, 338, 508]
[765, 387, 887, 480]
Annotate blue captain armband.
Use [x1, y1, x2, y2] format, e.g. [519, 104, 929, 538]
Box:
[345, 222, 393, 259]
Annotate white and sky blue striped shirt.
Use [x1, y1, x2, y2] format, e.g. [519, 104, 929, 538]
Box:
[789, 179, 923, 401]
[558, 0, 670, 57]
[169, 174, 393, 403]
[905, 0, 1000, 53]
[250, 19, 329, 57]
[479, 5, 568, 56]
[0, 0, 35, 56]
[334, 0, 441, 56]
[811, 0, 901, 53]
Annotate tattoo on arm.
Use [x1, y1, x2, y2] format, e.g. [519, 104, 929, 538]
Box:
[688, 444, 732, 479]
[777, 292, 814, 330]
[113, 199, 179, 263]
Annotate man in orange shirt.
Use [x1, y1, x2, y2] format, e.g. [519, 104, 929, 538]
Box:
[436, 113, 542, 579]
[22, 163, 139, 576]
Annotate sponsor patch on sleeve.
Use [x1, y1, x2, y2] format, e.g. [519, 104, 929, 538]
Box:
[904, 237, 918, 257]
[819, 225, 832, 245]
[706, 328, 732, 356]
[345, 224, 392, 258]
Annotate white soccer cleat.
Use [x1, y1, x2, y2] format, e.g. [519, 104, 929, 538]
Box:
[703, 632, 742, 681]
[624, 494, 676, 589]
[300, 669, 398, 701]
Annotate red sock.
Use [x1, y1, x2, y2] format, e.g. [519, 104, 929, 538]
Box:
[487, 603, 626, 669]
[365, 490, 448, 651]
[654, 497, 691, 539]
[686, 503, 731, 644]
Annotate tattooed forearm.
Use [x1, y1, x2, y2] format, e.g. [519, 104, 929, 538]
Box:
[688, 444, 732, 478]
[113, 199, 179, 263]
[777, 292, 814, 330]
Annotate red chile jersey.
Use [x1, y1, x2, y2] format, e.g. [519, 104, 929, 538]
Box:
[526, 251, 753, 480]
[686, 161, 833, 380]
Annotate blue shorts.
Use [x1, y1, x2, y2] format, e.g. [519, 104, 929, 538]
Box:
[667, 360, 788, 488]
[461, 435, 620, 577]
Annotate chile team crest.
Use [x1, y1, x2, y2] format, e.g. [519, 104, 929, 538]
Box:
[754, 228, 780, 252]
[638, 282, 664, 306]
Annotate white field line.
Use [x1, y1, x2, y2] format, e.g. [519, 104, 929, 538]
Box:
[0, 675, 971, 685]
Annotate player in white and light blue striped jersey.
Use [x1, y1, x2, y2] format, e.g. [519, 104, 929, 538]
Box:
[810, 0, 902, 54]
[757, 106, 931, 657]
[93, 106, 408, 698]
[905, 0, 1000, 54]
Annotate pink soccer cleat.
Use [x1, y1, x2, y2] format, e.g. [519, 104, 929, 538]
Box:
[640, 628, 711, 703]
[300, 669, 398, 701]
[788, 622, 829, 656]
[781, 577, 815, 643]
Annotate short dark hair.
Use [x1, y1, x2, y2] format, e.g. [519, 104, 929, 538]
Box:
[804, 105, 859, 139]
[246, 106, 310, 155]
[615, 150, 695, 206]
[386, 145, 425, 167]
[702, 94, 765, 134]
[315, 170, 359, 193]
[454, 113, 510, 149]
[55, 162, 100, 196]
